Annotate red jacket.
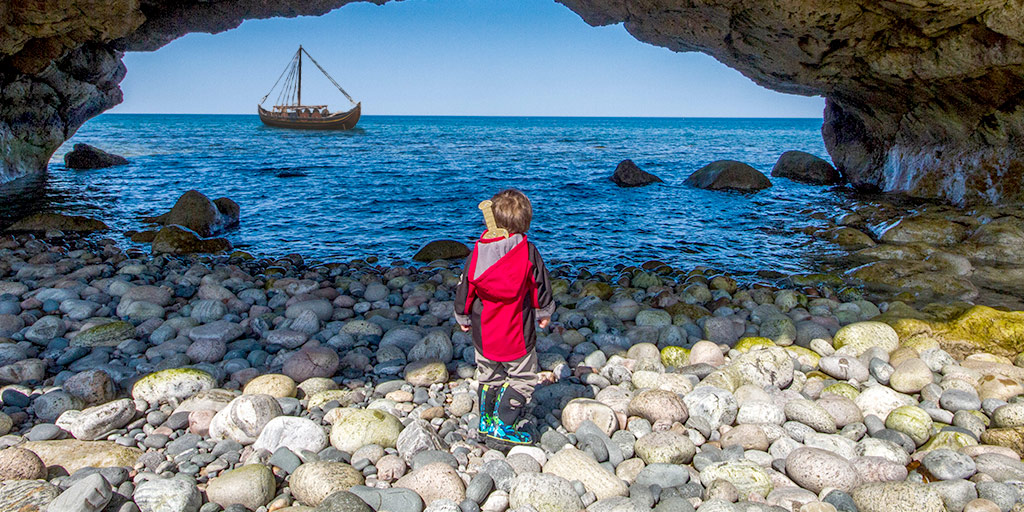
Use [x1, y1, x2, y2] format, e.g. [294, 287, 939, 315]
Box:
[454, 233, 554, 362]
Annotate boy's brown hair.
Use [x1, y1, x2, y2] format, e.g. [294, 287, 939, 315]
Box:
[491, 189, 532, 234]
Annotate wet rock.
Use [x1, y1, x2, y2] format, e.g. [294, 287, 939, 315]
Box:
[151, 225, 232, 255]
[413, 241, 471, 262]
[610, 159, 664, 187]
[684, 160, 772, 192]
[143, 190, 239, 237]
[63, 143, 128, 169]
[771, 150, 841, 185]
[7, 212, 109, 232]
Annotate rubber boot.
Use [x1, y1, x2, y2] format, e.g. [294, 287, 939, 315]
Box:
[478, 384, 498, 436]
[488, 384, 533, 445]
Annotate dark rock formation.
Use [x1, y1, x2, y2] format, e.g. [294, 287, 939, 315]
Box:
[3, 1, 1024, 204]
[771, 151, 841, 186]
[7, 213, 108, 232]
[610, 159, 663, 187]
[684, 160, 772, 192]
[413, 240, 471, 262]
[143, 190, 239, 237]
[63, 143, 128, 169]
[151, 225, 232, 255]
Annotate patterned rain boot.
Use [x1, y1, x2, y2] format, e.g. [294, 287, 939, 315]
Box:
[478, 384, 498, 436]
[488, 383, 533, 445]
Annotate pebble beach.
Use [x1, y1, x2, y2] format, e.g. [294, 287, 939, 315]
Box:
[0, 222, 1022, 512]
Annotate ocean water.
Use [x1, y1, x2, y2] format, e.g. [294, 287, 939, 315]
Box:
[17, 115, 845, 275]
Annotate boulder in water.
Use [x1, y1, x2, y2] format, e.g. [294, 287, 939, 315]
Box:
[684, 160, 772, 192]
[63, 143, 128, 169]
[610, 159, 663, 187]
[151, 225, 231, 255]
[7, 212, 108, 232]
[771, 150, 842, 185]
[143, 190, 239, 236]
[413, 240, 470, 262]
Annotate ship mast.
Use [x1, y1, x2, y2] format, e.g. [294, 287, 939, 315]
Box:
[297, 45, 302, 107]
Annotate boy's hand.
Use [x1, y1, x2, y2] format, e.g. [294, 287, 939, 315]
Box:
[459, 324, 471, 332]
[538, 317, 550, 329]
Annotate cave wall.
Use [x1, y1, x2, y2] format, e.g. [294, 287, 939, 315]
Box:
[3, 0, 1024, 204]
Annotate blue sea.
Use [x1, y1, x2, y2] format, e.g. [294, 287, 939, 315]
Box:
[20, 115, 847, 276]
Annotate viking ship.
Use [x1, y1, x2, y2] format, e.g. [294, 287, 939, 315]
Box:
[258, 45, 361, 130]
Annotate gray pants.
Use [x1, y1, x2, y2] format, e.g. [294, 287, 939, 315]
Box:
[476, 350, 539, 403]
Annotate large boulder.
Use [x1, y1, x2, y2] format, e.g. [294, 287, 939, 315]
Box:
[63, 143, 128, 169]
[413, 240, 470, 262]
[7, 212, 108, 232]
[143, 190, 239, 236]
[771, 150, 841, 185]
[684, 160, 772, 192]
[610, 159, 663, 187]
[151, 225, 232, 255]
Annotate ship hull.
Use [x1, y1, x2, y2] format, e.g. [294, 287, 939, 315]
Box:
[258, 103, 361, 130]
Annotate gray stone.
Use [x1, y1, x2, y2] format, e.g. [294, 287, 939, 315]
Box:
[209, 394, 283, 445]
[67, 398, 136, 441]
[0, 480, 60, 511]
[921, 449, 976, 480]
[508, 473, 583, 512]
[253, 416, 328, 454]
[46, 473, 112, 512]
[133, 477, 201, 512]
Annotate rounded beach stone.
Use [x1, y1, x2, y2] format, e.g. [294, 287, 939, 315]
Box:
[832, 322, 899, 356]
[282, 347, 340, 382]
[815, 395, 863, 428]
[131, 368, 216, 404]
[542, 446, 627, 500]
[68, 398, 136, 441]
[290, 461, 365, 506]
[889, 358, 933, 393]
[682, 386, 737, 430]
[736, 400, 785, 425]
[818, 355, 870, 382]
[186, 337, 227, 363]
[209, 394, 283, 445]
[921, 449, 976, 480]
[404, 359, 449, 387]
[854, 385, 915, 420]
[699, 460, 773, 498]
[688, 340, 724, 367]
[634, 431, 696, 464]
[626, 389, 688, 425]
[133, 477, 201, 512]
[561, 398, 618, 436]
[253, 416, 328, 454]
[786, 447, 862, 494]
[509, 472, 583, 512]
[330, 409, 403, 452]
[784, 399, 838, 433]
[992, 402, 1024, 428]
[206, 463, 276, 510]
[721, 424, 769, 451]
[0, 447, 47, 480]
[242, 374, 297, 398]
[884, 405, 933, 446]
[62, 369, 116, 405]
[395, 461, 467, 504]
[850, 482, 945, 512]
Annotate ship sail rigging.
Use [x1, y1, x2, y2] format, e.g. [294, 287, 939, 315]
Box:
[257, 45, 361, 130]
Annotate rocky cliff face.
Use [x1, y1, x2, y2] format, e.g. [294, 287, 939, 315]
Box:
[3, 0, 1024, 204]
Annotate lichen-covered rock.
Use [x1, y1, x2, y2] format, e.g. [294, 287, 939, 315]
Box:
[698, 461, 772, 498]
[684, 160, 771, 192]
[21, 439, 141, 473]
[329, 409, 403, 452]
[7, 212, 109, 232]
[851, 482, 946, 512]
[131, 368, 216, 404]
[885, 305, 1024, 359]
[71, 321, 135, 347]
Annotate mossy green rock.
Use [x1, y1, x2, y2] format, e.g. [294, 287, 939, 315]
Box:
[329, 409, 403, 452]
[734, 337, 775, 353]
[71, 321, 136, 347]
[660, 346, 689, 368]
[7, 212, 109, 232]
[581, 282, 613, 300]
[822, 382, 860, 400]
[306, 389, 354, 410]
[412, 240, 470, 262]
[131, 368, 216, 404]
[833, 321, 899, 356]
[404, 359, 448, 387]
[635, 309, 671, 327]
[698, 461, 772, 498]
[206, 464, 276, 510]
[918, 430, 978, 454]
[892, 305, 1024, 359]
[634, 431, 696, 464]
[885, 405, 933, 446]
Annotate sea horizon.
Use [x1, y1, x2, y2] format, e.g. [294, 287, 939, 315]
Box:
[101, 112, 827, 120]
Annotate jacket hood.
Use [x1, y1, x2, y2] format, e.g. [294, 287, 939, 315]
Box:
[469, 233, 531, 302]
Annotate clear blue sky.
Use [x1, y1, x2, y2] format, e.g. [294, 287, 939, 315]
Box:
[112, 0, 825, 117]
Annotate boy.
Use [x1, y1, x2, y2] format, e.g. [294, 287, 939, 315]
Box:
[454, 189, 554, 445]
